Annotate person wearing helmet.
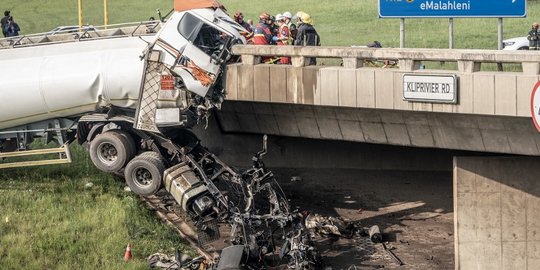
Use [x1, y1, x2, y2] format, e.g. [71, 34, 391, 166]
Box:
[276, 14, 291, 64]
[234, 11, 252, 33]
[253, 12, 274, 46]
[269, 15, 278, 37]
[294, 11, 320, 65]
[282, 11, 297, 41]
[528, 22, 540, 50]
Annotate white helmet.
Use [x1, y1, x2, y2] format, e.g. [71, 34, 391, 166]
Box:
[283, 11, 292, 19]
[276, 14, 285, 21]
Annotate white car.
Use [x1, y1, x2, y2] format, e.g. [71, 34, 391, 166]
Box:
[502, 36, 529, 50]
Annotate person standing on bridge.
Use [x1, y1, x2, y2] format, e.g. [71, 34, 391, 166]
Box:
[294, 12, 320, 65]
[4, 16, 20, 37]
[234, 11, 252, 33]
[1, 10, 10, 37]
[253, 12, 278, 63]
[528, 22, 540, 50]
[234, 11, 254, 44]
[276, 14, 291, 64]
[283, 12, 297, 41]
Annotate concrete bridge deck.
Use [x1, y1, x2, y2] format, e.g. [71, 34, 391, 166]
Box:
[222, 45, 540, 156]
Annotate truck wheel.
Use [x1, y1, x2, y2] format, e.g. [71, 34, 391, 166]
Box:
[89, 131, 135, 173]
[113, 129, 137, 160]
[124, 152, 164, 196]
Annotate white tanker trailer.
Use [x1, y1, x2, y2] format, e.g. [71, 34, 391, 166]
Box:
[0, 0, 250, 234]
[0, 0, 246, 166]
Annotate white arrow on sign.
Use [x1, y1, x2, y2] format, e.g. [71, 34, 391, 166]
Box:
[531, 81, 540, 133]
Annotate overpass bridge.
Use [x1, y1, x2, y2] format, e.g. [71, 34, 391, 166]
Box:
[217, 45, 540, 270]
[221, 45, 540, 156]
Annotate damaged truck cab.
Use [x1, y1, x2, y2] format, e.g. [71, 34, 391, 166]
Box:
[135, 2, 246, 131]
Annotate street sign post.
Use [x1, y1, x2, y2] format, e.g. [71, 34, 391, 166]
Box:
[379, 0, 526, 18]
[531, 81, 540, 133]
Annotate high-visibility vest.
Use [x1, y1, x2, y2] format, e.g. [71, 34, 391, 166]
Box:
[278, 24, 291, 45]
[253, 23, 272, 45]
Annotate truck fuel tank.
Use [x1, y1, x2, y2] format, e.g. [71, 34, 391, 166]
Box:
[163, 162, 214, 217]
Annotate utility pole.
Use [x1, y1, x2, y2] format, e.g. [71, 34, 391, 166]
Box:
[104, 0, 109, 27]
[78, 0, 83, 27]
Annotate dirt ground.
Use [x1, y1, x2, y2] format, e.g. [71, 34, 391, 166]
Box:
[271, 168, 454, 270]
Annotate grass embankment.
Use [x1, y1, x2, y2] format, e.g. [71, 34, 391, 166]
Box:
[0, 143, 192, 269]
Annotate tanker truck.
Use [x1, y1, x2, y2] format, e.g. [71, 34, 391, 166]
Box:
[0, 1, 322, 268]
[0, 0, 249, 232]
[0, 0, 245, 176]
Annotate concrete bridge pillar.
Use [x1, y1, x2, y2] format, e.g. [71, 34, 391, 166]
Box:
[454, 156, 540, 269]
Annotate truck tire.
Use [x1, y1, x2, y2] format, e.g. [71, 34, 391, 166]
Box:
[89, 131, 135, 173]
[113, 129, 137, 160]
[124, 152, 165, 196]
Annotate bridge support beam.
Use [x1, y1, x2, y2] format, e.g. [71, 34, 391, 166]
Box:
[454, 156, 540, 270]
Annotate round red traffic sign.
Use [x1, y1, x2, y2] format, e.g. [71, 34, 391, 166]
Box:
[531, 80, 540, 132]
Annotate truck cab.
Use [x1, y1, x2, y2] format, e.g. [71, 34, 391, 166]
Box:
[134, 2, 246, 132]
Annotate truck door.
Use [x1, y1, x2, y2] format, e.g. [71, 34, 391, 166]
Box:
[170, 12, 229, 98]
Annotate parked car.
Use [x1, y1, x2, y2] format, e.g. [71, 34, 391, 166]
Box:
[502, 36, 529, 50]
[47, 25, 96, 35]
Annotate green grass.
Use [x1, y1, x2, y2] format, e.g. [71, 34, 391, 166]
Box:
[0, 143, 193, 269]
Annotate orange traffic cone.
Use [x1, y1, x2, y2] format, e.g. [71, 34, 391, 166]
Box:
[123, 243, 132, 261]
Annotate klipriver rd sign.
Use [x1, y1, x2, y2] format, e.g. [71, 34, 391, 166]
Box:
[403, 74, 458, 103]
[379, 0, 526, 18]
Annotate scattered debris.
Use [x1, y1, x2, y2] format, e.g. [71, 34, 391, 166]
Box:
[368, 225, 383, 243]
[147, 252, 207, 269]
[84, 182, 93, 189]
[123, 186, 131, 192]
[382, 242, 404, 266]
[4, 216, 8, 223]
[290, 176, 302, 182]
[305, 213, 359, 237]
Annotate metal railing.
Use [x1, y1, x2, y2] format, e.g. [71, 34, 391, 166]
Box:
[232, 45, 540, 74]
[0, 20, 162, 50]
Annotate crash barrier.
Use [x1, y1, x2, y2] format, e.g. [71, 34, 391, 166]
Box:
[0, 20, 161, 49]
[232, 45, 540, 73]
[228, 45, 540, 118]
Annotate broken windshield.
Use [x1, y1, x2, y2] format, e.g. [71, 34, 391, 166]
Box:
[178, 13, 230, 59]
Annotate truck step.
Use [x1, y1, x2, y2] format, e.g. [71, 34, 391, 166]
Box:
[0, 144, 72, 169]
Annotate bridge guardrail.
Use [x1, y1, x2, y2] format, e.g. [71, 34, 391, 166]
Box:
[232, 45, 540, 75]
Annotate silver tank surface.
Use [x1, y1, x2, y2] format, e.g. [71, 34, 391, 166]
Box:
[0, 36, 156, 130]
